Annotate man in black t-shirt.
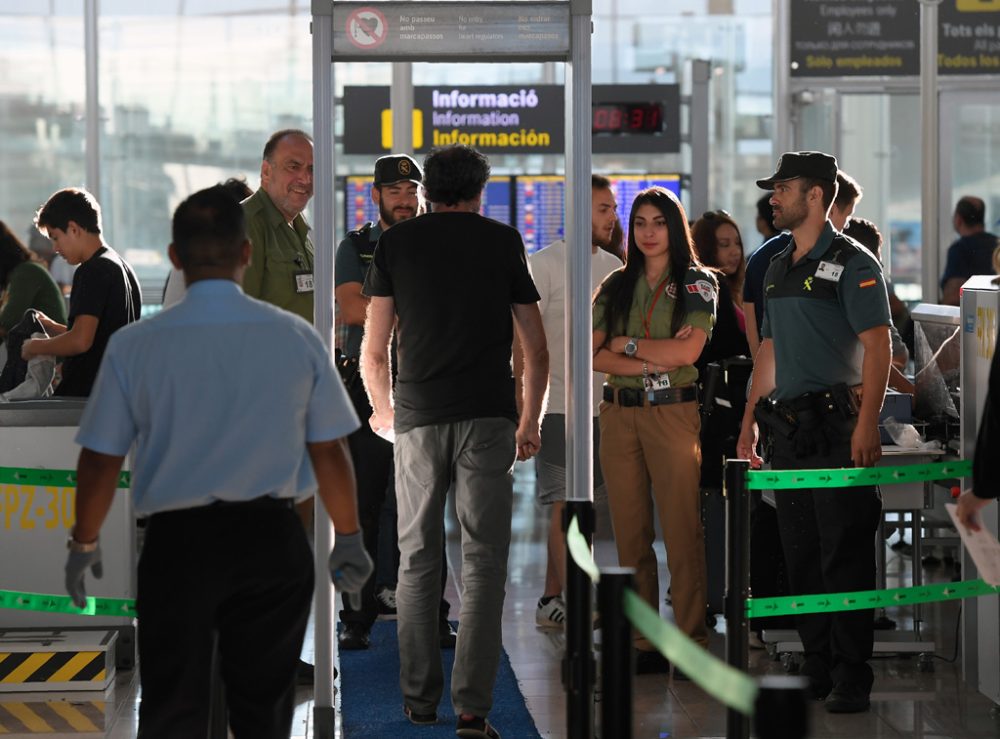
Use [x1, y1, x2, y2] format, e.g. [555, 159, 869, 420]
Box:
[362, 145, 548, 738]
[24, 188, 142, 397]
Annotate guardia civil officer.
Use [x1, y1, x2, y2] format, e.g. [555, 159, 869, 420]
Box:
[737, 152, 891, 714]
[64, 186, 372, 738]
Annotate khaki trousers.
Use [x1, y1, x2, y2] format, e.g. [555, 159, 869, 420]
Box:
[598, 399, 708, 648]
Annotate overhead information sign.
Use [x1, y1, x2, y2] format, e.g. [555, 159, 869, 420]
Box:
[343, 84, 681, 155]
[331, 2, 571, 61]
[939, 1, 1000, 75]
[790, 0, 919, 77]
[790, 0, 1000, 77]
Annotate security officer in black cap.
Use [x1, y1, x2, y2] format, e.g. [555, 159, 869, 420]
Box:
[333, 154, 423, 650]
[737, 151, 891, 714]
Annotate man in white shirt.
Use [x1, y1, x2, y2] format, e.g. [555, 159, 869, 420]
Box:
[519, 175, 622, 628]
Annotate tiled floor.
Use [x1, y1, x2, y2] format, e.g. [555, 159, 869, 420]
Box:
[4, 461, 1000, 737]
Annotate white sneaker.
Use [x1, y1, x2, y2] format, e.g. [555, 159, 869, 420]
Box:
[536, 596, 567, 629]
[376, 587, 398, 619]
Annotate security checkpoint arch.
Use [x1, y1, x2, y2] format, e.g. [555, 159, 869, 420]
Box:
[309, 1, 597, 736]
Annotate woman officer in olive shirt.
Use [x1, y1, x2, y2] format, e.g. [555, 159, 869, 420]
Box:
[593, 187, 717, 674]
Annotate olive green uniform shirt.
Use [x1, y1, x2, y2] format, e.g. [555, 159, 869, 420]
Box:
[242, 189, 315, 324]
[594, 266, 717, 390]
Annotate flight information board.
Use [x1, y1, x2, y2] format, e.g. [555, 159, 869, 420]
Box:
[513, 174, 682, 254]
[344, 176, 512, 232]
[515, 176, 565, 254]
[610, 174, 682, 245]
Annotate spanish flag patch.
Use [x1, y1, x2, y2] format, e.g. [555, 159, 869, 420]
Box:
[859, 278, 877, 289]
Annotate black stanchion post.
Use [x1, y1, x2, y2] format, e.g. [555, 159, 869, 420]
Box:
[725, 460, 751, 739]
[563, 500, 596, 739]
[208, 631, 227, 738]
[754, 675, 809, 739]
[598, 568, 635, 739]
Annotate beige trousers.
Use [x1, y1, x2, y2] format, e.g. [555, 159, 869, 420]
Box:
[598, 399, 708, 649]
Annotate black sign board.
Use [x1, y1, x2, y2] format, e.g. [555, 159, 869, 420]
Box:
[342, 85, 681, 155]
[939, 0, 1000, 75]
[790, 0, 920, 77]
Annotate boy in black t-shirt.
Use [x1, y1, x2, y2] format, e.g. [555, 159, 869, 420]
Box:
[23, 188, 142, 397]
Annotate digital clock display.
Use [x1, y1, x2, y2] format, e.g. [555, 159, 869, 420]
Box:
[592, 102, 664, 135]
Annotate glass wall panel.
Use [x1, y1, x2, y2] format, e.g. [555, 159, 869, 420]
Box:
[0, 7, 85, 266]
[98, 7, 313, 293]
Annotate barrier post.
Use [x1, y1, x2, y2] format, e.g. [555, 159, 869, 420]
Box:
[598, 568, 634, 739]
[564, 500, 596, 739]
[754, 675, 809, 739]
[208, 631, 227, 738]
[725, 460, 751, 739]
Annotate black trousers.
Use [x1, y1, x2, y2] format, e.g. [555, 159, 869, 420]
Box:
[749, 492, 794, 632]
[136, 499, 313, 739]
[771, 415, 882, 685]
[339, 419, 451, 628]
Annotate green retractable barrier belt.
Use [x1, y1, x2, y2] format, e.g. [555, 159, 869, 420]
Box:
[623, 589, 758, 715]
[0, 589, 136, 617]
[0, 466, 131, 488]
[746, 578, 1000, 619]
[744, 460, 970, 490]
[567, 517, 759, 715]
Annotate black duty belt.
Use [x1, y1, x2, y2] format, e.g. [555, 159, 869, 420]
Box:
[603, 384, 698, 408]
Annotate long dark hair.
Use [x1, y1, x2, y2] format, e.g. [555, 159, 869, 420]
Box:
[692, 210, 745, 301]
[594, 187, 705, 348]
[0, 221, 36, 290]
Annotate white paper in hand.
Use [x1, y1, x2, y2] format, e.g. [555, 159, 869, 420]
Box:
[946, 502, 1000, 586]
[374, 426, 396, 444]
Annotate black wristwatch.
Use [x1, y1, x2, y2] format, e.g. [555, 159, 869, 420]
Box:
[624, 337, 638, 358]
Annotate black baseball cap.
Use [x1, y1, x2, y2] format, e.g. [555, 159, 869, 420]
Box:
[373, 154, 422, 187]
[756, 151, 838, 189]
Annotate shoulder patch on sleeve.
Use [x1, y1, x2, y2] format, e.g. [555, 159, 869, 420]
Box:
[685, 279, 717, 303]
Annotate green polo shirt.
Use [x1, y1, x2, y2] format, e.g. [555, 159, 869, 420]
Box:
[594, 266, 717, 390]
[242, 189, 315, 324]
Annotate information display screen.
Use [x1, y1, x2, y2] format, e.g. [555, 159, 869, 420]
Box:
[514, 174, 683, 255]
[344, 176, 513, 232]
[482, 177, 513, 225]
[610, 174, 682, 244]
[592, 102, 665, 135]
[515, 176, 565, 255]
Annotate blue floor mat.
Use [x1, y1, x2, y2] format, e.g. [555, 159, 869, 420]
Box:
[339, 621, 541, 738]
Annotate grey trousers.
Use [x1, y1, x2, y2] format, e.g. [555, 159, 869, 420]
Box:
[394, 417, 516, 717]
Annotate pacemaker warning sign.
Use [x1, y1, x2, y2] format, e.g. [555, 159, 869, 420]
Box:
[346, 7, 388, 50]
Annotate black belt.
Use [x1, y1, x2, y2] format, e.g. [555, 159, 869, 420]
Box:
[603, 384, 698, 408]
[151, 496, 295, 521]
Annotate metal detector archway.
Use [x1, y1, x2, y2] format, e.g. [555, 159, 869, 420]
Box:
[309, 2, 597, 736]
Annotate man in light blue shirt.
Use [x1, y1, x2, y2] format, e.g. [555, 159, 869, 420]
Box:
[64, 186, 372, 738]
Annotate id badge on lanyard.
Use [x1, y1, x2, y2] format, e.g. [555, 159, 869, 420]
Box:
[294, 271, 314, 294]
[641, 277, 672, 391]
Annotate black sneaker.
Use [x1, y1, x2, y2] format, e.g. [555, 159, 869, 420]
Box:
[404, 705, 438, 725]
[634, 649, 670, 675]
[295, 659, 336, 685]
[825, 681, 871, 713]
[456, 714, 501, 738]
[338, 622, 370, 650]
[296, 659, 314, 686]
[439, 619, 458, 649]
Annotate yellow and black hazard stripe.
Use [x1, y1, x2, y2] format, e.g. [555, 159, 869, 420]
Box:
[0, 700, 106, 733]
[0, 650, 107, 686]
